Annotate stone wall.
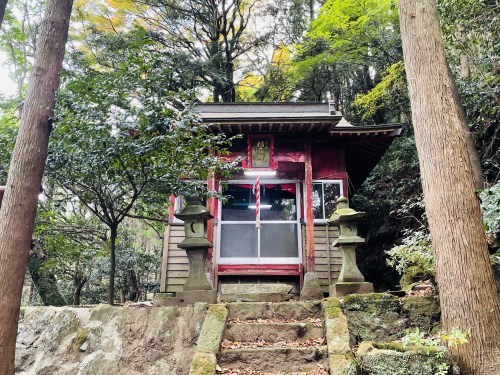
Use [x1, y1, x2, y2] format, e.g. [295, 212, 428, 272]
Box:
[16, 304, 207, 375]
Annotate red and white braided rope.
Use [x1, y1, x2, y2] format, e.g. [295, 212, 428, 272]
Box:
[255, 176, 261, 228]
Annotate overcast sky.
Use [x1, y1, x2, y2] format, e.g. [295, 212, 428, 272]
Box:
[0, 53, 16, 97]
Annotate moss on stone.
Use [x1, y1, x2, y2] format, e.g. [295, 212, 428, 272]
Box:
[189, 352, 216, 375]
[324, 307, 342, 319]
[322, 297, 341, 309]
[372, 342, 406, 352]
[342, 294, 407, 343]
[343, 293, 399, 313]
[75, 328, 89, 347]
[402, 296, 440, 332]
[196, 304, 228, 353]
[208, 304, 227, 322]
[328, 353, 357, 375]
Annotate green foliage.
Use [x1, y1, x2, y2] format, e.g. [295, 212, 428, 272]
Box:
[287, 0, 401, 122]
[402, 329, 448, 375]
[47, 28, 238, 227]
[439, 0, 500, 181]
[354, 61, 409, 122]
[386, 230, 434, 281]
[479, 183, 500, 247]
[0, 101, 19, 184]
[402, 327, 469, 375]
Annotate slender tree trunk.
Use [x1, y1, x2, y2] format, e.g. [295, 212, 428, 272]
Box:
[28, 243, 67, 306]
[0, 0, 73, 372]
[0, 0, 7, 28]
[108, 226, 118, 304]
[399, 2, 500, 374]
[73, 274, 87, 305]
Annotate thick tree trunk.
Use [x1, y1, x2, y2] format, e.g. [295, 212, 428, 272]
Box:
[0, 0, 73, 372]
[107, 226, 118, 305]
[0, 0, 7, 28]
[398, 2, 500, 374]
[28, 242, 67, 306]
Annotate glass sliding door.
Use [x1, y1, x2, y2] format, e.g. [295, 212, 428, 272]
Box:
[218, 181, 301, 264]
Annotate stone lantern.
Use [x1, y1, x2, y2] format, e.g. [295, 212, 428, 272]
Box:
[173, 194, 217, 304]
[328, 197, 373, 297]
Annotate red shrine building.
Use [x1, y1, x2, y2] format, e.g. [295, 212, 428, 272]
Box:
[159, 102, 401, 295]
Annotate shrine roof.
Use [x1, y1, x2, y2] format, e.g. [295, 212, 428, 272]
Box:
[197, 102, 341, 130]
[196, 102, 402, 137]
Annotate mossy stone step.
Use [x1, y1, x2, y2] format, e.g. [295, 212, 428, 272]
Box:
[226, 301, 322, 321]
[224, 322, 324, 342]
[218, 346, 328, 373]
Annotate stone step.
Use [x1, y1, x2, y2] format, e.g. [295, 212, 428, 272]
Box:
[220, 293, 296, 303]
[218, 346, 328, 373]
[226, 301, 322, 321]
[224, 322, 324, 342]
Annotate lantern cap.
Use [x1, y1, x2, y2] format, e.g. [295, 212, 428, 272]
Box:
[174, 194, 214, 221]
[328, 196, 365, 224]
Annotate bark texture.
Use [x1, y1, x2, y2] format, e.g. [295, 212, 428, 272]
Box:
[107, 226, 118, 304]
[28, 242, 67, 306]
[0, 0, 73, 373]
[0, 0, 7, 28]
[398, 1, 500, 374]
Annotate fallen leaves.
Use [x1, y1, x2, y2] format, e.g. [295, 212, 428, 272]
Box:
[221, 337, 326, 350]
[227, 317, 323, 328]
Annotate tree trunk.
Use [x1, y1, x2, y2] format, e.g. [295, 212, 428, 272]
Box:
[28, 242, 67, 306]
[128, 270, 139, 302]
[398, 2, 500, 374]
[107, 226, 118, 305]
[73, 274, 87, 305]
[0, 0, 7, 28]
[447, 64, 485, 190]
[0, 0, 73, 372]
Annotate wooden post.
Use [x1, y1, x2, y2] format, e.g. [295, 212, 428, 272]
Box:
[305, 141, 315, 272]
[207, 172, 216, 254]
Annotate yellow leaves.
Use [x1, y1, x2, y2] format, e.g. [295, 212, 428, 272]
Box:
[354, 61, 406, 120]
[271, 44, 291, 68]
[73, 0, 139, 34]
[106, 0, 136, 12]
[236, 73, 263, 102]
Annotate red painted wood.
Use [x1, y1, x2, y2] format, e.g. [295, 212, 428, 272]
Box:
[312, 148, 341, 179]
[305, 141, 315, 272]
[218, 264, 301, 271]
[207, 173, 216, 256]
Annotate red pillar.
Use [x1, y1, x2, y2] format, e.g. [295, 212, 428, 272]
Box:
[305, 141, 315, 272]
[206, 172, 216, 259]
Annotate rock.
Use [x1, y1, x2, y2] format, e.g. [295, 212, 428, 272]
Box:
[15, 304, 207, 375]
[401, 296, 440, 332]
[356, 341, 451, 375]
[321, 298, 356, 375]
[342, 293, 407, 343]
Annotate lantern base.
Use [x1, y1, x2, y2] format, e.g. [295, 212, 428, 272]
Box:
[329, 282, 373, 297]
[177, 290, 217, 304]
